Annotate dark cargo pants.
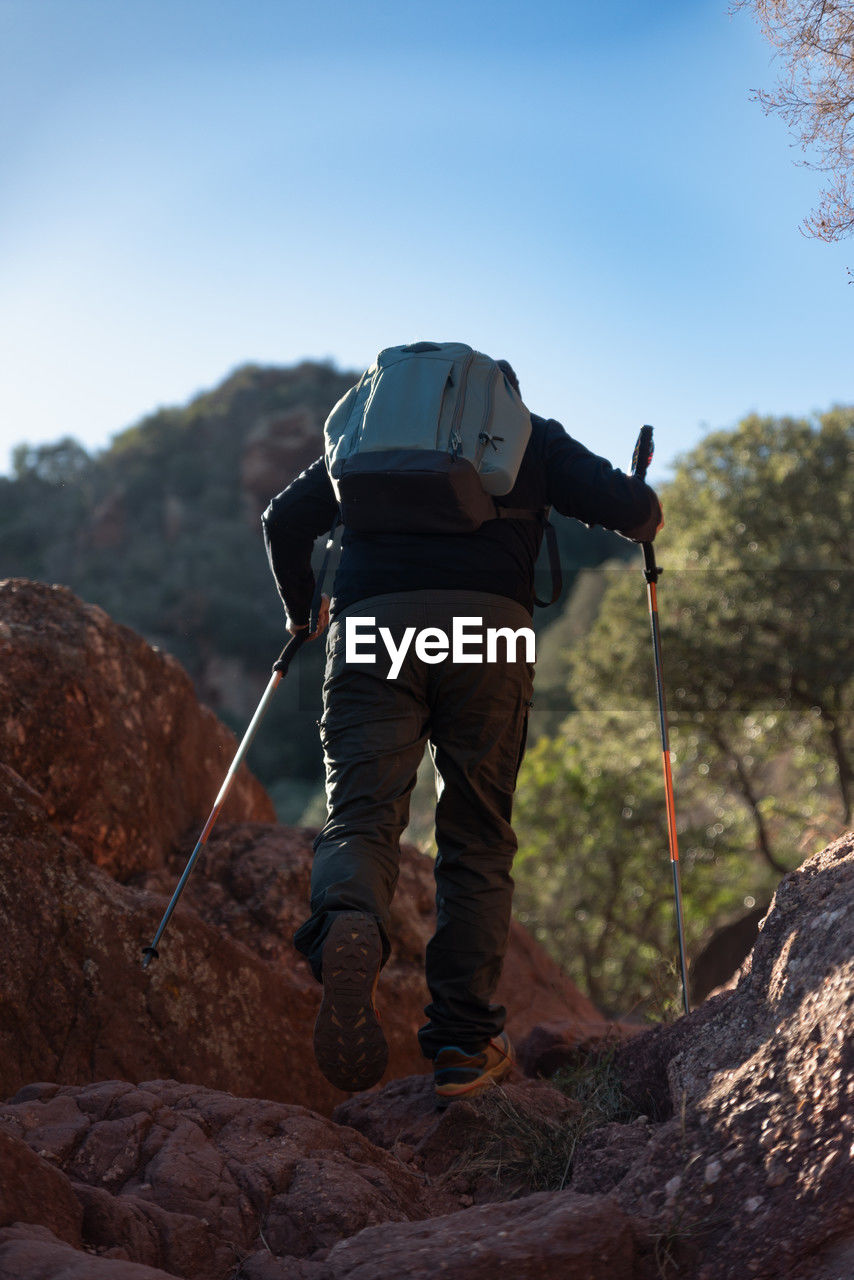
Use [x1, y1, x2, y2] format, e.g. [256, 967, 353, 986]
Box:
[293, 589, 534, 1058]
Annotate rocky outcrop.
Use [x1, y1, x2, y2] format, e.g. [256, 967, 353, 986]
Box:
[286, 1190, 639, 1280]
[0, 763, 338, 1111]
[0, 759, 608, 1110]
[3, 578, 852, 1279]
[0, 1078, 459, 1279]
[661, 830, 853, 1279]
[0, 580, 611, 1108]
[520, 830, 854, 1280]
[0, 1075, 643, 1280]
[241, 407, 323, 522]
[138, 820, 609, 1083]
[688, 902, 769, 1005]
[0, 579, 274, 880]
[0, 1129, 83, 1247]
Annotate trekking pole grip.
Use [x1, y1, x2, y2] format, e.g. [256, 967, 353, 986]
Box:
[631, 424, 658, 580]
[272, 630, 308, 674]
[632, 425, 654, 482]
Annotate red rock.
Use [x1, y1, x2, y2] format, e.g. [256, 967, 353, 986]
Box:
[0, 765, 337, 1111]
[563, 829, 854, 1280]
[139, 819, 616, 1085]
[0, 577, 614, 1105]
[516, 1017, 643, 1082]
[244, 1190, 639, 1280]
[0, 1130, 82, 1247]
[334, 1074, 581, 1193]
[1, 751, 608, 1114]
[662, 830, 854, 1280]
[4, 576, 850, 1279]
[0, 579, 274, 880]
[240, 407, 323, 523]
[83, 488, 127, 551]
[0, 1224, 178, 1279]
[568, 1119, 657, 1197]
[0, 1079, 456, 1279]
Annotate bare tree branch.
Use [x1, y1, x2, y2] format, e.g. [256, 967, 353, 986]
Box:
[733, 0, 854, 240]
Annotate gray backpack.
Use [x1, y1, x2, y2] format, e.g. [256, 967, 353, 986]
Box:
[323, 341, 537, 533]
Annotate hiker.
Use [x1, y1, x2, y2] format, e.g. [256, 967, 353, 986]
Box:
[262, 345, 662, 1104]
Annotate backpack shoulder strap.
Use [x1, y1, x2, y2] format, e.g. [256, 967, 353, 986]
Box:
[308, 513, 342, 634]
[534, 517, 562, 608]
[492, 506, 562, 607]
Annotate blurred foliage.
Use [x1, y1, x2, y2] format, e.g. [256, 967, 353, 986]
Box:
[514, 407, 853, 1015]
[0, 362, 355, 785]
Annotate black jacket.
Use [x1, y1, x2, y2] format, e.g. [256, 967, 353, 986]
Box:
[262, 414, 660, 626]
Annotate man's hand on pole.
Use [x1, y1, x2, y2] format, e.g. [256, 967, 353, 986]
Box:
[288, 594, 330, 641]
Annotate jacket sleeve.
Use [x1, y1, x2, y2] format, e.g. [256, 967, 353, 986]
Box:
[542, 419, 661, 541]
[261, 457, 338, 627]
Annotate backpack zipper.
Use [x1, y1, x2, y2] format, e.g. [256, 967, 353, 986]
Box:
[474, 366, 499, 468]
[448, 350, 475, 459]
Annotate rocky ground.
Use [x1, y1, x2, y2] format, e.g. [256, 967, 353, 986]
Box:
[1, 579, 852, 1279]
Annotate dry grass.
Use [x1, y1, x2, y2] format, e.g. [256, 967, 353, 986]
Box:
[445, 1048, 639, 1197]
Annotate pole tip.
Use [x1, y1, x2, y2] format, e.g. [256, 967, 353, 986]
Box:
[141, 946, 159, 971]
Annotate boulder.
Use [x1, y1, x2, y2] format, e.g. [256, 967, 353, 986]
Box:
[0, 579, 274, 881]
[666, 829, 854, 1280]
[0, 758, 615, 1109]
[241, 1190, 640, 1280]
[0, 1129, 82, 1247]
[0, 1078, 456, 1279]
[688, 902, 769, 1005]
[0, 1224, 189, 1279]
[564, 829, 854, 1280]
[0, 1068, 647, 1280]
[139, 821, 611, 1083]
[0, 764, 337, 1111]
[334, 1073, 583, 1197]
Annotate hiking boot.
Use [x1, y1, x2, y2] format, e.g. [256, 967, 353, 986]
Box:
[433, 1031, 515, 1105]
[313, 912, 388, 1092]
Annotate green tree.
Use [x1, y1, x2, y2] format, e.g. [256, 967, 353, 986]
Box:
[514, 408, 852, 1013]
[12, 437, 91, 485]
[574, 410, 852, 826]
[514, 724, 751, 1016]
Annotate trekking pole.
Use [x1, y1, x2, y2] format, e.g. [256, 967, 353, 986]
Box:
[141, 631, 308, 969]
[631, 425, 691, 1016]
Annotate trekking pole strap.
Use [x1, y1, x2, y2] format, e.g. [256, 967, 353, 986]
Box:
[642, 540, 661, 584]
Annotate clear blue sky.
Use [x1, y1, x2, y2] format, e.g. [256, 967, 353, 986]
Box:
[1, 0, 850, 484]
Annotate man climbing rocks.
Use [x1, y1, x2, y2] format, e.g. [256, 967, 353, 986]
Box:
[263, 347, 662, 1104]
